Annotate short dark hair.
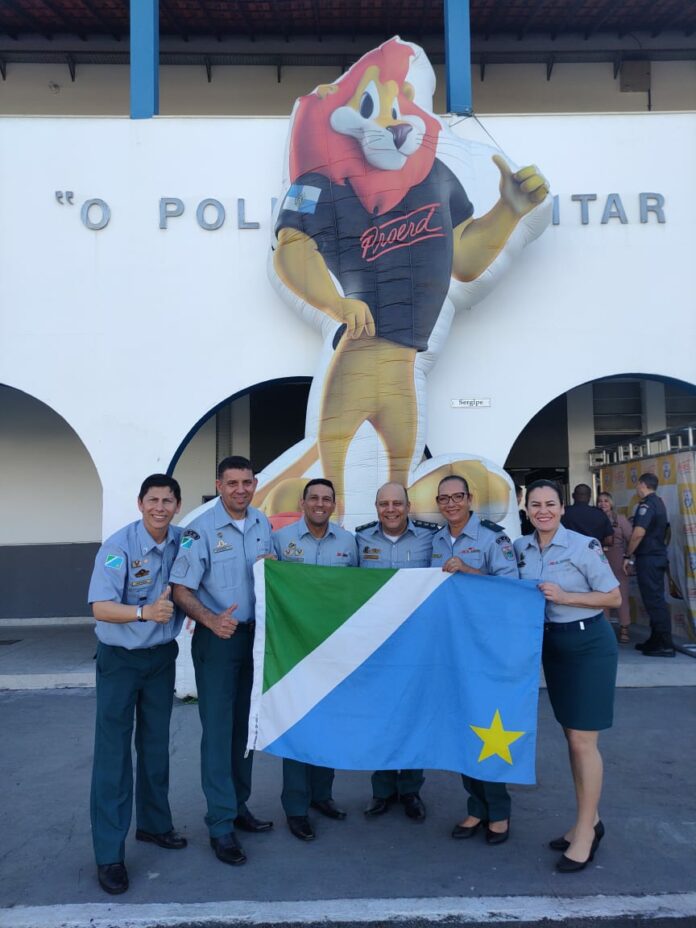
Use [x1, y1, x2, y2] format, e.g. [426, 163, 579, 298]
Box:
[572, 483, 592, 502]
[138, 474, 181, 502]
[437, 474, 470, 495]
[638, 473, 659, 491]
[303, 478, 335, 500]
[217, 455, 254, 480]
[525, 478, 563, 507]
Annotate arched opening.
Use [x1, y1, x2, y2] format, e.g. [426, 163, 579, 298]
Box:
[0, 384, 102, 618]
[169, 377, 312, 520]
[505, 374, 696, 497]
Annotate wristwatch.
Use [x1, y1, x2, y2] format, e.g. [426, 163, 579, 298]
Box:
[136, 605, 146, 622]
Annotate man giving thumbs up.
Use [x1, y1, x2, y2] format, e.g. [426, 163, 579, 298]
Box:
[171, 456, 275, 867]
[87, 475, 187, 896]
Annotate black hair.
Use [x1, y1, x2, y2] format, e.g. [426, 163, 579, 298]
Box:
[525, 478, 563, 507]
[638, 472, 659, 491]
[437, 474, 470, 495]
[138, 474, 181, 503]
[303, 478, 336, 500]
[217, 455, 254, 479]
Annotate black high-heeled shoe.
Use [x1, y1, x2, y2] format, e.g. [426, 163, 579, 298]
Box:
[549, 819, 604, 852]
[556, 827, 603, 873]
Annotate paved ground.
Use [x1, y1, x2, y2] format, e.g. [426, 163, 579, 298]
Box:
[0, 620, 695, 927]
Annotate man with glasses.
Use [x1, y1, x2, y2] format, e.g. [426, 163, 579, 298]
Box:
[431, 474, 518, 846]
[272, 478, 358, 841]
[356, 482, 437, 822]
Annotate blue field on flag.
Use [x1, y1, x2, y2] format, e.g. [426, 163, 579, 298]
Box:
[256, 569, 544, 784]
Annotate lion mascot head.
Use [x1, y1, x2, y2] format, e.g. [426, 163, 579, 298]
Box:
[288, 37, 443, 216]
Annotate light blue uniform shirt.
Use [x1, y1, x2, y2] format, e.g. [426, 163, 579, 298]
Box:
[88, 520, 184, 648]
[273, 517, 358, 566]
[514, 525, 619, 624]
[431, 512, 518, 578]
[356, 519, 435, 569]
[170, 499, 272, 622]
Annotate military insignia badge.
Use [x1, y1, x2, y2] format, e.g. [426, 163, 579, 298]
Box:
[105, 554, 124, 570]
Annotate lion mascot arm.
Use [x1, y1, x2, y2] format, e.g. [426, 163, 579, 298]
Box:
[452, 155, 549, 283]
[274, 228, 376, 340]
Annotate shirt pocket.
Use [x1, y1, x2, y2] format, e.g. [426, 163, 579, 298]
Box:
[212, 551, 239, 590]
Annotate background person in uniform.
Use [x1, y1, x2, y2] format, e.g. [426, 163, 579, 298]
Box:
[597, 491, 633, 644]
[515, 480, 620, 873]
[356, 482, 436, 823]
[561, 484, 614, 545]
[272, 478, 358, 841]
[623, 473, 675, 657]
[431, 475, 518, 846]
[88, 474, 187, 896]
[171, 456, 274, 867]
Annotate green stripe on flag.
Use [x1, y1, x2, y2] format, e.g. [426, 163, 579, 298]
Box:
[263, 560, 395, 692]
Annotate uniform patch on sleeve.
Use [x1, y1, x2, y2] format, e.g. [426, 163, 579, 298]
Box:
[495, 534, 512, 545]
[588, 538, 608, 561]
[105, 554, 124, 570]
[638, 505, 648, 516]
[284, 183, 321, 214]
[171, 559, 189, 578]
[180, 536, 194, 550]
[183, 529, 200, 540]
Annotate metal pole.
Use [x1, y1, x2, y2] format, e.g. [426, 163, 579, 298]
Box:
[444, 0, 473, 115]
[130, 0, 159, 119]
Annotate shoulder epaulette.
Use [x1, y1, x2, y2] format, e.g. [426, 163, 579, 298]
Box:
[413, 519, 440, 531]
[480, 519, 504, 533]
[354, 520, 378, 533]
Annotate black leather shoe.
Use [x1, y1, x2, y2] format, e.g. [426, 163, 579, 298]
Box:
[451, 819, 485, 839]
[364, 794, 397, 817]
[642, 640, 676, 657]
[210, 832, 247, 865]
[401, 792, 426, 822]
[635, 636, 656, 651]
[136, 828, 187, 849]
[485, 822, 510, 845]
[234, 811, 274, 832]
[287, 815, 315, 841]
[549, 820, 604, 852]
[310, 799, 347, 820]
[97, 862, 128, 895]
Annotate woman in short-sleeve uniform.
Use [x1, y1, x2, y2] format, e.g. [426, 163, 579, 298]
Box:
[514, 480, 620, 873]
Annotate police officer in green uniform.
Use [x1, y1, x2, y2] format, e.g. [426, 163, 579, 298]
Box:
[624, 472, 674, 657]
[88, 474, 187, 896]
[171, 456, 274, 867]
[356, 482, 436, 822]
[431, 475, 518, 845]
[272, 478, 359, 841]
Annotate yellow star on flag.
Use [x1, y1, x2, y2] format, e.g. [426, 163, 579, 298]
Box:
[470, 709, 525, 765]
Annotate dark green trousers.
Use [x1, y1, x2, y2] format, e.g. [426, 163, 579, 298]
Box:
[281, 759, 335, 816]
[91, 639, 177, 866]
[371, 769, 424, 799]
[461, 775, 511, 821]
[192, 622, 254, 838]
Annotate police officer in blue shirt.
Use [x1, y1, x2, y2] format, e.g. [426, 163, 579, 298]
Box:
[356, 482, 436, 822]
[88, 474, 187, 896]
[431, 475, 517, 845]
[623, 473, 674, 657]
[171, 456, 274, 867]
[273, 478, 358, 841]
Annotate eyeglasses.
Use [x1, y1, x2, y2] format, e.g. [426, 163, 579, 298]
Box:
[435, 492, 468, 505]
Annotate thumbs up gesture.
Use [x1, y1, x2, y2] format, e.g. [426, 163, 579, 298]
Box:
[147, 585, 175, 624]
[493, 153, 549, 217]
[210, 603, 239, 639]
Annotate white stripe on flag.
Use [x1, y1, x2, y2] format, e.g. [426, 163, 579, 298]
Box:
[249, 565, 451, 751]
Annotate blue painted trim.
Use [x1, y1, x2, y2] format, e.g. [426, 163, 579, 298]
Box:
[130, 0, 159, 119]
[444, 0, 473, 115]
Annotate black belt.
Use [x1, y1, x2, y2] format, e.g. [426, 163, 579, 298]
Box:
[544, 613, 604, 633]
[236, 620, 256, 630]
